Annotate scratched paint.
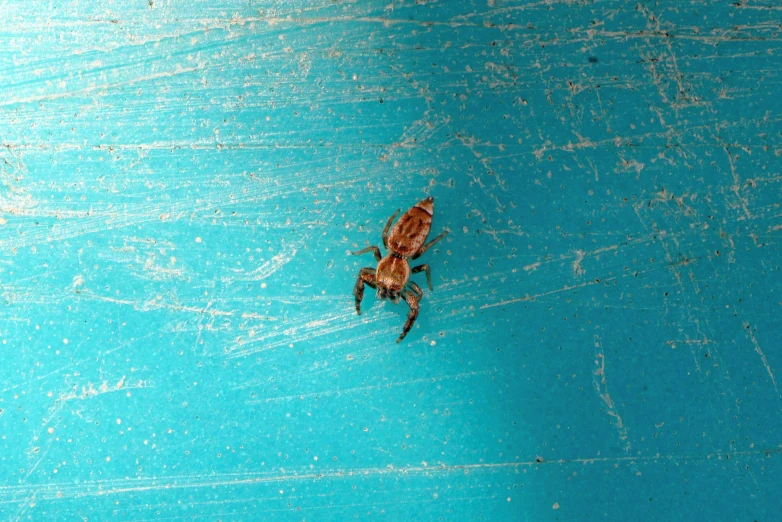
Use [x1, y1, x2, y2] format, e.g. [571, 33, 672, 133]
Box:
[0, 0, 780, 520]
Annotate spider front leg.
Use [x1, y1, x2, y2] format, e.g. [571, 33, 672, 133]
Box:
[354, 267, 376, 315]
[406, 281, 423, 300]
[397, 289, 420, 343]
[351, 246, 382, 262]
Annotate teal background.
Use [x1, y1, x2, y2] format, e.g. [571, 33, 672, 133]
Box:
[1, 1, 780, 520]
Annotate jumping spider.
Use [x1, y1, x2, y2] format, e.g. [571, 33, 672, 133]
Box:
[352, 196, 448, 342]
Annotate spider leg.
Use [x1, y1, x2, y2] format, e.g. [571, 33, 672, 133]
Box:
[412, 230, 448, 260]
[397, 289, 420, 343]
[354, 268, 376, 315]
[410, 264, 432, 290]
[406, 281, 424, 300]
[382, 209, 400, 250]
[351, 245, 382, 262]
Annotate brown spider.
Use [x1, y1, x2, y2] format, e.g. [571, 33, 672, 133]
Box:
[352, 196, 448, 342]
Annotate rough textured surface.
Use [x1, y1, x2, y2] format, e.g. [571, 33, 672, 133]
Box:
[0, 1, 780, 520]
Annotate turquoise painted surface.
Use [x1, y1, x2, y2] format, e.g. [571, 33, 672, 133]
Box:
[0, 1, 780, 520]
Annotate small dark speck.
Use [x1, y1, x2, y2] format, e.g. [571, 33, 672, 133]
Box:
[379, 98, 384, 104]
[588, 56, 598, 63]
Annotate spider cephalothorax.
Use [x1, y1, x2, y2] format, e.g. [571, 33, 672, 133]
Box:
[352, 196, 448, 342]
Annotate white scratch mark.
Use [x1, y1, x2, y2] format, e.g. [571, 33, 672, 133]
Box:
[24, 437, 54, 481]
[572, 250, 585, 276]
[523, 262, 540, 272]
[225, 308, 381, 359]
[743, 322, 778, 395]
[241, 369, 495, 400]
[2, 447, 779, 504]
[43, 376, 150, 426]
[725, 147, 752, 220]
[593, 337, 631, 454]
[0, 67, 203, 108]
[480, 278, 614, 309]
[81, 291, 235, 318]
[228, 243, 300, 282]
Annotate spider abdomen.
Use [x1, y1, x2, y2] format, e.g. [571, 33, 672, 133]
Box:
[387, 197, 434, 257]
